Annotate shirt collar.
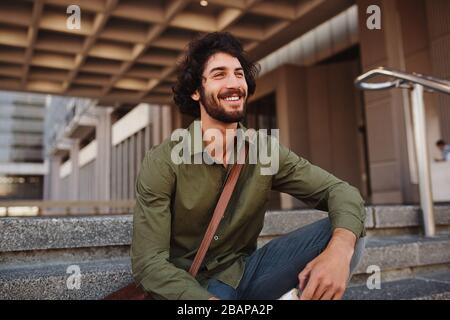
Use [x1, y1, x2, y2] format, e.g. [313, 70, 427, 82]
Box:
[187, 120, 256, 157]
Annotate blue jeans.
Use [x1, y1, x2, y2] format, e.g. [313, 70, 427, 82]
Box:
[207, 218, 366, 299]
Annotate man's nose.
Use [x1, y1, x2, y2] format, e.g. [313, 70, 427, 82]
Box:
[225, 74, 242, 88]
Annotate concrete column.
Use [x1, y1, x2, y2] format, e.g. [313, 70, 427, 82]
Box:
[161, 105, 173, 140]
[70, 139, 80, 201]
[248, 64, 310, 210]
[144, 124, 151, 151]
[95, 107, 113, 201]
[43, 158, 51, 201]
[151, 105, 161, 146]
[425, 0, 450, 142]
[47, 154, 62, 200]
[357, 0, 418, 204]
[277, 66, 310, 210]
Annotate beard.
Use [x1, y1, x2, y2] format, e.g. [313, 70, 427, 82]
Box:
[199, 86, 247, 123]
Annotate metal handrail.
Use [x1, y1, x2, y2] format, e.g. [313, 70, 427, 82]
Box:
[355, 67, 450, 94]
[355, 67, 450, 237]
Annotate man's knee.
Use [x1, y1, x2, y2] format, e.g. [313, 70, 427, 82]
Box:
[294, 217, 333, 246]
[298, 218, 366, 275]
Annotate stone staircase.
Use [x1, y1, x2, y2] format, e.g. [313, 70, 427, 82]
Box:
[344, 270, 450, 300]
[0, 216, 133, 299]
[1, 205, 450, 300]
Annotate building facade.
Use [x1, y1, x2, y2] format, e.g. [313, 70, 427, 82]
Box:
[0, 0, 448, 209]
[0, 91, 46, 200]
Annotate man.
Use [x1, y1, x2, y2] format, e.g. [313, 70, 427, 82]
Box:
[131, 32, 366, 300]
[436, 139, 450, 162]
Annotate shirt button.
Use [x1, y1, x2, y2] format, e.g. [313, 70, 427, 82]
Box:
[214, 235, 219, 241]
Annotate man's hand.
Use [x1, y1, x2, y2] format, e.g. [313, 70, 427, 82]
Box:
[298, 228, 356, 300]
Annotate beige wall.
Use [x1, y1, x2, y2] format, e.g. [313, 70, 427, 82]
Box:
[305, 61, 366, 197]
[251, 62, 366, 208]
[425, 0, 450, 143]
[398, 0, 442, 163]
[357, 0, 419, 204]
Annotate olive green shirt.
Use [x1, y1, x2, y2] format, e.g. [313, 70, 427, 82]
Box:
[131, 121, 366, 300]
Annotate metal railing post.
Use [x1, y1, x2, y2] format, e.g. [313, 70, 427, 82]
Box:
[410, 84, 435, 236]
[355, 67, 450, 237]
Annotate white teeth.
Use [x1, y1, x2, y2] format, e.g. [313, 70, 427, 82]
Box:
[224, 96, 240, 101]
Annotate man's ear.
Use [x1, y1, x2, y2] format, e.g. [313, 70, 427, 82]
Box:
[191, 90, 200, 101]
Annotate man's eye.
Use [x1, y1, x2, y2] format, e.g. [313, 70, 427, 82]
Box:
[213, 73, 225, 78]
[236, 72, 244, 78]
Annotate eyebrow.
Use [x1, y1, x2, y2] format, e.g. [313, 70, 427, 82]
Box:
[208, 66, 244, 75]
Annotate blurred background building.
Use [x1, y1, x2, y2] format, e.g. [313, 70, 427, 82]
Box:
[0, 91, 46, 201]
[0, 0, 447, 211]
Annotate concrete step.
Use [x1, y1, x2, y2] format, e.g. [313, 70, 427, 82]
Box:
[344, 270, 450, 300]
[260, 205, 450, 238]
[2, 249, 450, 300]
[1, 206, 449, 299]
[0, 258, 133, 300]
[0, 215, 132, 252]
[0, 215, 132, 268]
[1, 205, 449, 255]
[1, 233, 450, 299]
[258, 232, 450, 279]
[353, 232, 450, 276]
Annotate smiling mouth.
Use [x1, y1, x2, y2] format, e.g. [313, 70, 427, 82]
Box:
[222, 96, 241, 102]
[219, 92, 244, 103]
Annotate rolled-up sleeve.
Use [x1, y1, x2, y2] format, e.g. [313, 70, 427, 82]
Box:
[131, 149, 213, 300]
[272, 145, 366, 239]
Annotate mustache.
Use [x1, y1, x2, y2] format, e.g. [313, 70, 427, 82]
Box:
[218, 88, 246, 99]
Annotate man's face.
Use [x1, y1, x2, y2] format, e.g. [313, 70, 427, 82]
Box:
[192, 52, 248, 123]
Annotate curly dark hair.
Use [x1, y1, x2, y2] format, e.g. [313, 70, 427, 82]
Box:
[172, 32, 260, 117]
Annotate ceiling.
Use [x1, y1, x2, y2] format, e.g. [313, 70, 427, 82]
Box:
[0, 0, 352, 106]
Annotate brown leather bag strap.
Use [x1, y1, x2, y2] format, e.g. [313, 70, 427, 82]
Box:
[188, 145, 246, 277]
